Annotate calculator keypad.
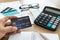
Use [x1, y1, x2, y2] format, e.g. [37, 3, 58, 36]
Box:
[34, 13, 60, 31]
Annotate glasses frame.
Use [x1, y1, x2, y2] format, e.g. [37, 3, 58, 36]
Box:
[19, 3, 39, 11]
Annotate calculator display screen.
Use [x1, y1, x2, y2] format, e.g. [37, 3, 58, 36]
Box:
[45, 8, 60, 15]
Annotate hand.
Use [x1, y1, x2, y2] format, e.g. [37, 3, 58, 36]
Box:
[0, 16, 21, 39]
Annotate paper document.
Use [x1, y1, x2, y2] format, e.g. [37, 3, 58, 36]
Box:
[41, 33, 59, 40]
[8, 32, 45, 40]
[8, 32, 59, 40]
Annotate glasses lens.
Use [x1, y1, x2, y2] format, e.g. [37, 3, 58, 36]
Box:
[20, 5, 29, 9]
[20, 5, 30, 11]
[30, 3, 39, 9]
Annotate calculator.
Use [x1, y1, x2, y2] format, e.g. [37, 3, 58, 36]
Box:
[34, 6, 60, 31]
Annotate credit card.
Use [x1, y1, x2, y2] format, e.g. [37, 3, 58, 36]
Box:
[11, 16, 32, 29]
[1, 7, 19, 16]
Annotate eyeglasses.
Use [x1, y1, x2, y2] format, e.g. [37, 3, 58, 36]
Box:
[19, 3, 39, 11]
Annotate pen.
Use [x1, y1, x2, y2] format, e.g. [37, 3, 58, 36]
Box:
[40, 33, 49, 40]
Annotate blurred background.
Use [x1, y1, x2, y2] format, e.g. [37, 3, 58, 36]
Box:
[0, 0, 60, 7]
[0, 0, 60, 6]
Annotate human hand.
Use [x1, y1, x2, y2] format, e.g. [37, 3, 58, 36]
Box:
[0, 16, 21, 39]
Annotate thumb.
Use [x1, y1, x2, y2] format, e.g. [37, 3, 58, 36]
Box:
[4, 26, 17, 33]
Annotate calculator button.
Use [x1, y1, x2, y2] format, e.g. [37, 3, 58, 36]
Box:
[39, 17, 41, 19]
[44, 16, 47, 18]
[43, 23, 46, 25]
[50, 22, 53, 24]
[47, 16, 51, 20]
[39, 15, 42, 17]
[46, 17, 51, 20]
[53, 16, 56, 19]
[52, 16, 56, 19]
[35, 20, 39, 22]
[47, 23, 52, 28]
[39, 21, 42, 23]
[46, 18, 51, 21]
[46, 19, 49, 21]
[38, 13, 44, 17]
[45, 21, 48, 23]
[42, 18, 45, 19]
[40, 14, 44, 16]
[50, 20, 54, 23]
[57, 16, 60, 19]
[54, 23, 58, 25]
[41, 20, 44, 21]
[57, 18, 60, 20]
[54, 21, 58, 24]
[50, 21, 53, 23]
[48, 16, 51, 18]
[36, 17, 41, 21]
[49, 15, 52, 17]
[45, 14, 48, 16]
[55, 20, 59, 23]
[51, 18, 55, 20]
[50, 20, 54, 22]
[52, 25, 56, 29]
[56, 20, 59, 22]
[41, 13, 44, 15]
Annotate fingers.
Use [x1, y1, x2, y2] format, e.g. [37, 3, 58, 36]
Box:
[2, 16, 18, 23]
[5, 22, 11, 26]
[0, 16, 18, 26]
[8, 30, 21, 35]
[17, 30, 21, 33]
[6, 30, 21, 36]
[4, 26, 21, 35]
[4, 26, 17, 34]
[5, 22, 21, 33]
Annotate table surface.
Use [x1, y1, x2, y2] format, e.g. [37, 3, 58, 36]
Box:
[0, 0, 60, 40]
